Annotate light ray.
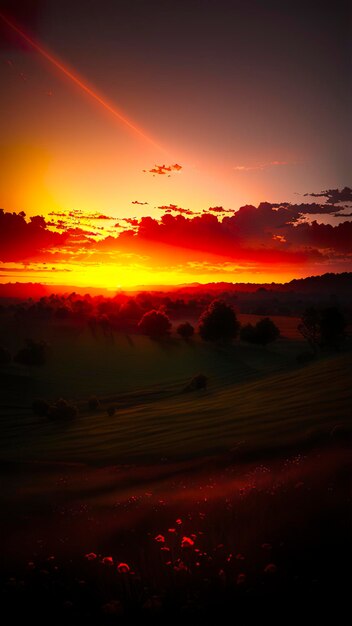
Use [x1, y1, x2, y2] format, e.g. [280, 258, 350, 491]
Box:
[0, 12, 168, 155]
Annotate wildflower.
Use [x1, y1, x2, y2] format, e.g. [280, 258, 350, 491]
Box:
[181, 536, 194, 548]
[102, 556, 114, 565]
[117, 562, 130, 574]
[264, 563, 277, 574]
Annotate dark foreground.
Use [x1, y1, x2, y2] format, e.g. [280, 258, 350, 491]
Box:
[0, 439, 350, 625]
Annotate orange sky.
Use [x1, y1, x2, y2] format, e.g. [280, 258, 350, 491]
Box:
[0, 3, 350, 289]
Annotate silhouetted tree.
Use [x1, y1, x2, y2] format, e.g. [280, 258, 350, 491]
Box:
[0, 346, 11, 365]
[319, 306, 346, 350]
[298, 306, 346, 352]
[298, 307, 320, 353]
[246, 317, 280, 346]
[198, 300, 239, 342]
[14, 339, 50, 367]
[138, 310, 172, 337]
[176, 322, 194, 339]
[240, 323, 256, 343]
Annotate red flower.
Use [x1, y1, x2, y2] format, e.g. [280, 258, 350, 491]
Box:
[264, 563, 277, 574]
[155, 534, 165, 543]
[117, 562, 130, 574]
[181, 536, 194, 548]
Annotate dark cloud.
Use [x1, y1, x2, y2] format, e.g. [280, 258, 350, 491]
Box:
[304, 187, 352, 204]
[0, 209, 68, 261]
[110, 201, 352, 264]
[49, 210, 115, 220]
[132, 200, 148, 205]
[157, 204, 196, 216]
[142, 163, 183, 176]
[206, 206, 234, 214]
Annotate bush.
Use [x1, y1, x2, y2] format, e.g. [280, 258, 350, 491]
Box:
[138, 310, 172, 337]
[240, 318, 280, 346]
[48, 398, 78, 419]
[184, 373, 208, 392]
[298, 305, 347, 352]
[176, 322, 194, 339]
[198, 300, 239, 342]
[88, 396, 100, 410]
[14, 339, 50, 367]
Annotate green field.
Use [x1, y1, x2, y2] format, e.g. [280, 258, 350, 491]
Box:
[0, 327, 350, 464]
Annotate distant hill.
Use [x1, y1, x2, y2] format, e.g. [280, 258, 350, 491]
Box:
[0, 282, 114, 299]
[0, 272, 351, 300]
[151, 272, 352, 296]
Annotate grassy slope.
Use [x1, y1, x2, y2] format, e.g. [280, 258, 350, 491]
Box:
[1, 349, 350, 464]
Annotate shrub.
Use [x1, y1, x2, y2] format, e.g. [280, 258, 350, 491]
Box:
[48, 398, 78, 419]
[176, 322, 194, 339]
[184, 373, 208, 392]
[88, 396, 100, 410]
[240, 318, 280, 346]
[14, 339, 50, 367]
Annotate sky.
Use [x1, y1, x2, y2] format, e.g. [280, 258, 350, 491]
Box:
[0, 0, 351, 289]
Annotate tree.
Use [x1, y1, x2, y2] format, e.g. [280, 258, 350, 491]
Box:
[138, 309, 172, 337]
[319, 306, 346, 350]
[198, 299, 239, 342]
[14, 339, 50, 367]
[240, 317, 280, 346]
[298, 306, 346, 352]
[176, 322, 194, 339]
[297, 307, 320, 353]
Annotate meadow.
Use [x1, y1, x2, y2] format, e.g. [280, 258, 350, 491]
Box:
[0, 313, 351, 624]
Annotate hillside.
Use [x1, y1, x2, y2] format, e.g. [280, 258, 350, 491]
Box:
[1, 352, 350, 465]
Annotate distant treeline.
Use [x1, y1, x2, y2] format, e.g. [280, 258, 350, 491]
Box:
[0, 273, 352, 323]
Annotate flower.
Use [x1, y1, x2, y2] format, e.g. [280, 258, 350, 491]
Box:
[117, 562, 130, 573]
[102, 556, 114, 565]
[181, 536, 194, 548]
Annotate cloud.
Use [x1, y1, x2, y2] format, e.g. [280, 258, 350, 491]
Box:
[142, 163, 183, 176]
[132, 200, 148, 205]
[303, 187, 352, 204]
[2, 188, 351, 273]
[233, 160, 289, 172]
[157, 204, 196, 216]
[49, 209, 116, 220]
[0, 209, 68, 261]
[206, 206, 234, 214]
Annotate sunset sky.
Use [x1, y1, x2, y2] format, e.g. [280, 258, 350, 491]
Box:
[0, 0, 351, 289]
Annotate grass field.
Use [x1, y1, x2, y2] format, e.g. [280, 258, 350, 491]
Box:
[0, 334, 350, 464]
[0, 324, 350, 624]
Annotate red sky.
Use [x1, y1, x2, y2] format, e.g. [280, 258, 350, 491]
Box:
[0, 1, 351, 289]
